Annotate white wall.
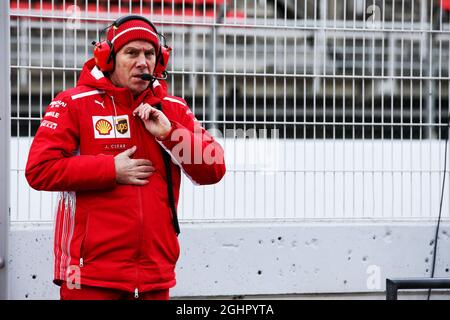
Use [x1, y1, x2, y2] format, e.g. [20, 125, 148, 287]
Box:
[10, 138, 450, 222]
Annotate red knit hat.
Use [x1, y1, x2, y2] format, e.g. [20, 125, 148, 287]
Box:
[107, 18, 159, 54]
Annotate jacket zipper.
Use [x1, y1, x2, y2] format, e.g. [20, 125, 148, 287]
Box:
[79, 234, 86, 267]
[134, 112, 144, 298]
[79, 214, 90, 268]
[130, 98, 148, 299]
[133, 177, 144, 299]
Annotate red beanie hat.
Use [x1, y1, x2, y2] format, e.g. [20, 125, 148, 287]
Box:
[107, 18, 159, 54]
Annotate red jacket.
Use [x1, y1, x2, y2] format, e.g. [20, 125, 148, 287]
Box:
[25, 59, 226, 294]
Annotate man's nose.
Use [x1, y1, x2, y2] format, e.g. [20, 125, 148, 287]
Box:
[136, 52, 148, 69]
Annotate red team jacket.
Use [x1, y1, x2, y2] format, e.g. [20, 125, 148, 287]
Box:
[25, 58, 226, 294]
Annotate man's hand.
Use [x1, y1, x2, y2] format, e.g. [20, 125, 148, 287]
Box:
[133, 103, 172, 140]
[114, 146, 155, 185]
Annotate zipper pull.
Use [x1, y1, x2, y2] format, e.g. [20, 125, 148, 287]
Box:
[79, 258, 84, 268]
[134, 288, 139, 299]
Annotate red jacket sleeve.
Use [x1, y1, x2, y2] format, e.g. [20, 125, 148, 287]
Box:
[25, 93, 117, 191]
[157, 97, 226, 185]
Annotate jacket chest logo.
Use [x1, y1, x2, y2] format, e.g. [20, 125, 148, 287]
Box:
[115, 118, 129, 134]
[92, 115, 131, 139]
[95, 119, 112, 135]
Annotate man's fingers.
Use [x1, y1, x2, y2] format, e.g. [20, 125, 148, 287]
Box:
[134, 159, 152, 166]
[143, 109, 151, 120]
[133, 166, 154, 177]
[133, 103, 144, 116]
[148, 107, 159, 117]
[130, 178, 149, 186]
[132, 164, 155, 181]
[135, 171, 152, 179]
[137, 165, 155, 173]
[143, 106, 154, 119]
[133, 103, 153, 117]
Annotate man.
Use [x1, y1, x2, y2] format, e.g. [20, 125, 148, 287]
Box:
[25, 15, 226, 300]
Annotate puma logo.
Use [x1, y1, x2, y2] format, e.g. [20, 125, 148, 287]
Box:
[94, 100, 105, 109]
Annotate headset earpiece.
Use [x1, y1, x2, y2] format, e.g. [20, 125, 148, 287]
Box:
[154, 45, 171, 79]
[92, 40, 114, 72]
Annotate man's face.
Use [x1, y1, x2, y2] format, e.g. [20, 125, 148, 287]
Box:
[110, 40, 156, 97]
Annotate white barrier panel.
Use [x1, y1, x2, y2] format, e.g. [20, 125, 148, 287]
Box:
[11, 137, 450, 222]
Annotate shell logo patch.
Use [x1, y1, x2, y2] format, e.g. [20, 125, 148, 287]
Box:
[95, 119, 113, 135]
[92, 115, 131, 139]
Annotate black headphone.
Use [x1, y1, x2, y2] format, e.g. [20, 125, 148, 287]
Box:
[92, 15, 171, 77]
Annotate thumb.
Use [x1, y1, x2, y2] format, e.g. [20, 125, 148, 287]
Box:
[121, 145, 137, 158]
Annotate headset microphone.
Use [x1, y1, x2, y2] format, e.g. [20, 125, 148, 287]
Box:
[140, 72, 168, 81]
[140, 74, 153, 81]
